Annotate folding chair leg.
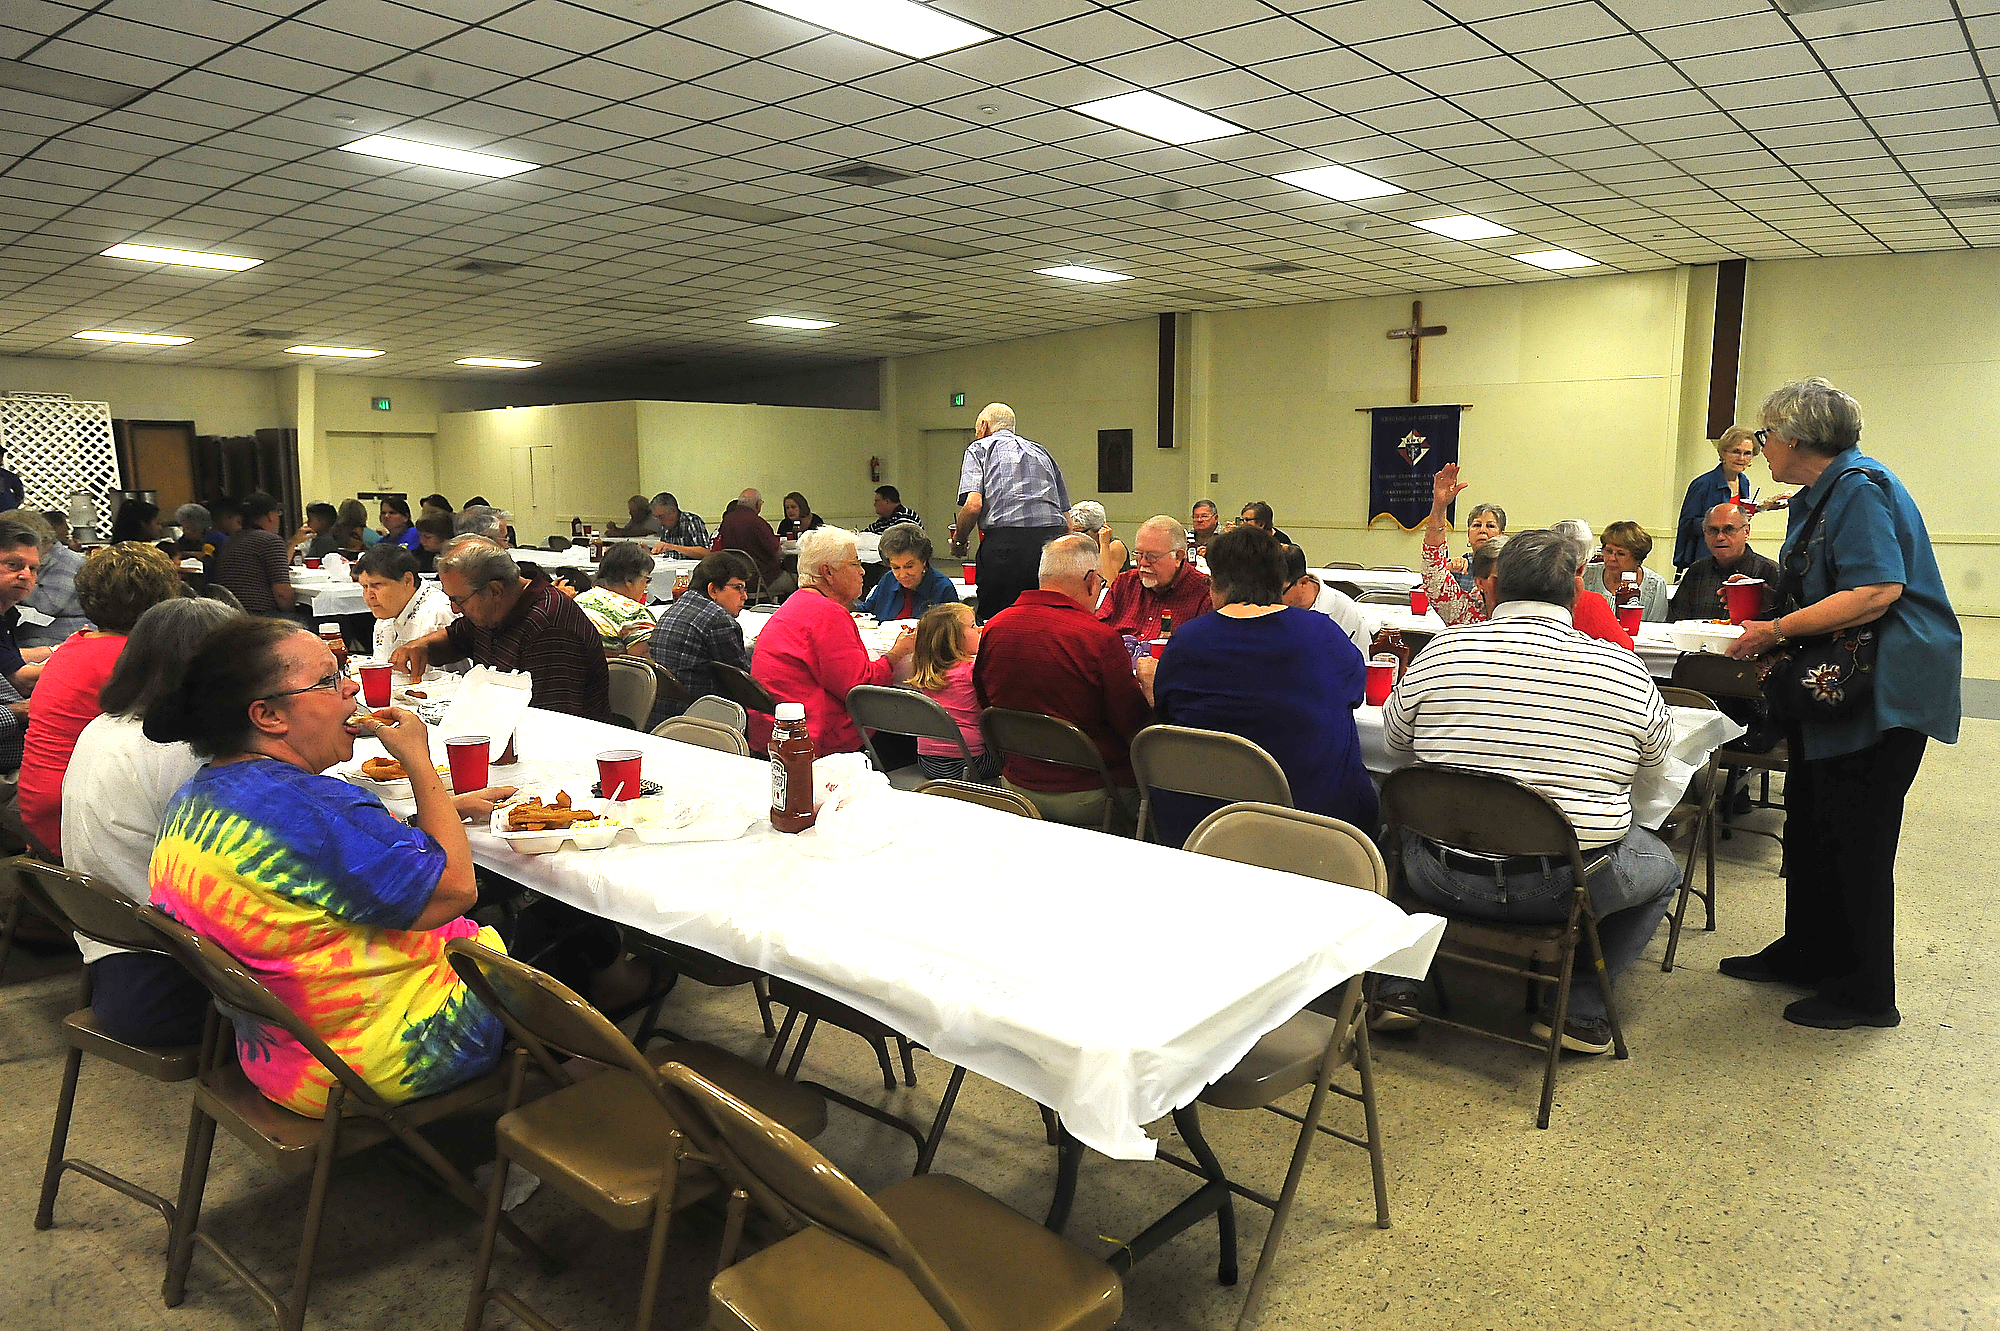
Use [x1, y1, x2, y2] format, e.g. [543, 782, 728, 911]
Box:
[1536, 903, 1583, 1131]
[869, 1035, 896, 1092]
[897, 1036, 917, 1088]
[1579, 904, 1628, 1062]
[163, 1101, 218, 1307]
[914, 1064, 967, 1176]
[717, 1189, 751, 1274]
[634, 1169, 678, 1331]
[784, 1016, 819, 1081]
[34, 1045, 84, 1229]
[753, 976, 776, 1039]
[1354, 1019, 1391, 1231]
[0, 891, 21, 985]
[1233, 1019, 1351, 1331]
[765, 1007, 800, 1073]
[462, 1142, 510, 1331]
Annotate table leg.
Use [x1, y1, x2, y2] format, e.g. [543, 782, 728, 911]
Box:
[1106, 1105, 1238, 1286]
[1044, 1119, 1084, 1233]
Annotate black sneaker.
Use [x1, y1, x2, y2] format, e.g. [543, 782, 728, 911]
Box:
[1529, 1015, 1614, 1055]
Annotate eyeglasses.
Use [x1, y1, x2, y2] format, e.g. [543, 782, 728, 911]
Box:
[724, 581, 749, 594]
[1752, 429, 1771, 448]
[445, 584, 487, 610]
[1702, 524, 1747, 536]
[1132, 549, 1178, 565]
[260, 672, 344, 702]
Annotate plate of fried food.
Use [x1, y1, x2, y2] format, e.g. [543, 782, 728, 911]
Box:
[342, 754, 452, 800]
[491, 790, 622, 854]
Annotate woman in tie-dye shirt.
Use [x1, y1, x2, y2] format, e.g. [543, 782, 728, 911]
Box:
[146, 617, 511, 1115]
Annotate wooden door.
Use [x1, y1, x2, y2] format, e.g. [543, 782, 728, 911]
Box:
[115, 420, 197, 513]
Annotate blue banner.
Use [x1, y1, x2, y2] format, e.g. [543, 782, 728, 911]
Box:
[1367, 405, 1462, 531]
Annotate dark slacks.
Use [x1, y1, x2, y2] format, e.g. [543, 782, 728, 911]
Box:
[92, 952, 210, 1047]
[1771, 725, 1927, 1012]
[971, 526, 1066, 622]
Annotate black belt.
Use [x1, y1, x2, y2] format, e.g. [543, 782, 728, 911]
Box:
[1427, 846, 1559, 878]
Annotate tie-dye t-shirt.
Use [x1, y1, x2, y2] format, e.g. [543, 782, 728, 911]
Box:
[149, 757, 504, 1115]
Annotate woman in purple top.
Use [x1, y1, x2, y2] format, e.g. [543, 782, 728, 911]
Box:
[1145, 526, 1376, 849]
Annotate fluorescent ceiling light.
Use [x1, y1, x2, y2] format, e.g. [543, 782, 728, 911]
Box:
[284, 344, 385, 358]
[1274, 164, 1403, 202]
[338, 134, 534, 178]
[1512, 249, 1600, 270]
[1412, 214, 1516, 241]
[749, 316, 838, 330]
[73, 330, 192, 346]
[1036, 265, 1132, 283]
[1073, 91, 1246, 146]
[745, 0, 994, 58]
[100, 242, 262, 271]
[456, 356, 541, 368]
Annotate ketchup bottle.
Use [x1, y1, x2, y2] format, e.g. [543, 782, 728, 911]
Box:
[1614, 572, 1644, 634]
[769, 702, 817, 833]
[318, 622, 349, 674]
[1368, 627, 1412, 680]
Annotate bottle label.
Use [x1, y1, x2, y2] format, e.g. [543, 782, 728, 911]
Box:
[771, 756, 787, 814]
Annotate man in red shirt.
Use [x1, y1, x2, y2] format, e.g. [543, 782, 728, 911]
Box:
[974, 534, 1151, 829]
[716, 488, 783, 590]
[1097, 515, 1213, 645]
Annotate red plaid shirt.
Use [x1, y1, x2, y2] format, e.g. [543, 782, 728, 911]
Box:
[974, 590, 1152, 792]
[1095, 563, 1213, 643]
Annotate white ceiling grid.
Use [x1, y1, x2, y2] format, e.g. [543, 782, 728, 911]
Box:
[0, 0, 1996, 378]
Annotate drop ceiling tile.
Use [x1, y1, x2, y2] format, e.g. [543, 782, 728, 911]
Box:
[668, 4, 825, 58]
[1297, 0, 1454, 45]
[485, 0, 647, 54]
[1834, 52, 1979, 96]
[373, 52, 516, 97]
[698, 58, 829, 104]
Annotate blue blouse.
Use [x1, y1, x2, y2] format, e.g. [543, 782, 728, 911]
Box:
[1781, 449, 1961, 760]
[1152, 606, 1378, 849]
[859, 565, 960, 622]
[1675, 465, 1750, 570]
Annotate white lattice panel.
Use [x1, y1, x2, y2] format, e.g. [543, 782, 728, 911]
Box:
[0, 395, 117, 532]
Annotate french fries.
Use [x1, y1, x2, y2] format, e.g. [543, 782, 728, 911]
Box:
[504, 791, 602, 832]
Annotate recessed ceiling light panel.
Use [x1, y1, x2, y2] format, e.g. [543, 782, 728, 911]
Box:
[1512, 249, 1600, 270]
[1412, 214, 1516, 241]
[745, 0, 994, 58]
[456, 356, 541, 368]
[284, 344, 385, 357]
[1036, 265, 1132, 283]
[1274, 164, 1403, 202]
[338, 135, 534, 178]
[101, 242, 262, 271]
[749, 316, 839, 329]
[73, 330, 192, 345]
[1073, 91, 1247, 146]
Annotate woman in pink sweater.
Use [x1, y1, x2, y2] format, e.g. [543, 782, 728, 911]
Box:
[747, 527, 915, 755]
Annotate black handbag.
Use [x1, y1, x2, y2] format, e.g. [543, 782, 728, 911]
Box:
[1755, 469, 1881, 722]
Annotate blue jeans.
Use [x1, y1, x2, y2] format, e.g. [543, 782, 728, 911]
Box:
[1382, 826, 1680, 1020]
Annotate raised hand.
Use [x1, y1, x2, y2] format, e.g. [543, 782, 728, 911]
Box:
[1432, 463, 1469, 509]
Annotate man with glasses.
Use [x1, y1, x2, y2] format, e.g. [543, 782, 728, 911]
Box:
[389, 540, 610, 723]
[647, 551, 755, 726]
[1097, 515, 1213, 644]
[1669, 503, 1782, 623]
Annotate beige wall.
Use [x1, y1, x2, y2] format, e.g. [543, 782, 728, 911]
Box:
[435, 400, 640, 547]
[0, 354, 278, 436]
[634, 400, 889, 534]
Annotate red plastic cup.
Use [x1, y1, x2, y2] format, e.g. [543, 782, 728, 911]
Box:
[358, 661, 392, 708]
[1617, 605, 1643, 635]
[445, 735, 489, 794]
[1722, 578, 1765, 625]
[1148, 637, 1168, 659]
[305, 557, 322, 569]
[1364, 657, 1396, 707]
[596, 749, 643, 802]
[1410, 588, 1430, 616]
[962, 562, 976, 585]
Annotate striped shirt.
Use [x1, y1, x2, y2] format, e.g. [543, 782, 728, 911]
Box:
[1382, 601, 1670, 849]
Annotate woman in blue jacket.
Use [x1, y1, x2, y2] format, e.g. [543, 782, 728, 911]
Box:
[1675, 426, 1788, 571]
[859, 522, 961, 621]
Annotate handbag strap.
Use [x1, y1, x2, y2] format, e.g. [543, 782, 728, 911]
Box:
[1775, 466, 1863, 613]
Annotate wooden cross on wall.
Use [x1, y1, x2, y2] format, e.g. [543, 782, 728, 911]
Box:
[1387, 300, 1446, 403]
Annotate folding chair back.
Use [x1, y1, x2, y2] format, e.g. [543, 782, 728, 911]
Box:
[1355, 590, 1407, 605]
[978, 707, 1120, 831]
[714, 662, 781, 716]
[446, 937, 658, 1087]
[915, 780, 1042, 818]
[1182, 803, 1385, 894]
[649, 659, 694, 707]
[1323, 561, 1364, 570]
[13, 858, 167, 953]
[1668, 651, 1765, 700]
[606, 656, 657, 730]
[1401, 630, 1433, 660]
[1129, 726, 1291, 843]
[686, 694, 748, 733]
[1378, 764, 1585, 867]
[848, 684, 971, 776]
[546, 536, 572, 551]
[724, 550, 767, 600]
[653, 715, 751, 756]
[1327, 580, 1363, 599]
[1368, 565, 1414, 574]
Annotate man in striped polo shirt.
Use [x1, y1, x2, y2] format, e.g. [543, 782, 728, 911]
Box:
[1377, 528, 1678, 1055]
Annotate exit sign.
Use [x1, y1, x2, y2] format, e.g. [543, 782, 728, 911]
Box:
[371, 396, 391, 411]
[950, 392, 965, 407]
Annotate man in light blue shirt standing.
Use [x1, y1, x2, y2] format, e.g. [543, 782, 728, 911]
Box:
[951, 402, 1070, 621]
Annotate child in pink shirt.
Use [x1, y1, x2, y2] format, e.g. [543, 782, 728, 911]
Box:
[908, 604, 998, 783]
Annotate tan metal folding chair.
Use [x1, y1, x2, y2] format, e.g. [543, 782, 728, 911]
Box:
[685, 694, 748, 734]
[658, 1060, 1122, 1331]
[647, 659, 694, 710]
[652, 715, 751, 756]
[143, 909, 556, 1331]
[914, 779, 1042, 818]
[978, 706, 1127, 834]
[1323, 561, 1364, 570]
[1128, 724, 1292, 844]
[1327, 580, 1364, 599]
[1377, 764, 1629, 1129]
[445, 938, 826, 1331]
[606, 656, 657, 730]
[1656, 686, 1723, 972]
[848, 684, 973, 788]
[13, 859, 203, 1241]
[1355, 590, 1408, 605]
[1669, 652, 1787, 848]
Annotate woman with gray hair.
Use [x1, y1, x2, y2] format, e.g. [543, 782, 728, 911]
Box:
[746, 525, 915, 756]
[1419, 465, 1508, 624]
[1066, 500, 1129, 583]
[1548, 517, 1636, 649]
[1720, 377, 1961, 1031]
[574, 541, 657, 655]
[858, 522, 959, 622]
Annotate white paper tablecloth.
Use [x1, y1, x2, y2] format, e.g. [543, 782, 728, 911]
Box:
[1355, 704, 1743, 831]
[1353, 605, 1447, 637]
[1312, 567, 1421, 594]
[393, 708, 1445, 1161]
[1633, 623, 1684, 680]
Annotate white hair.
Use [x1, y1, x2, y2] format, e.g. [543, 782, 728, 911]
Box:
[797, 525, 857, 585]
[1067, 501, 1106, 532]
[1138, 514, 1187, 548]
[1549, 518, 1594, 571]
[1038, 533, 1101, 585]
[976, 402, 1016, 432]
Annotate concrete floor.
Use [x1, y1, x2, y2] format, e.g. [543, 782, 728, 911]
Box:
[5, 628, 1997, 1331]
